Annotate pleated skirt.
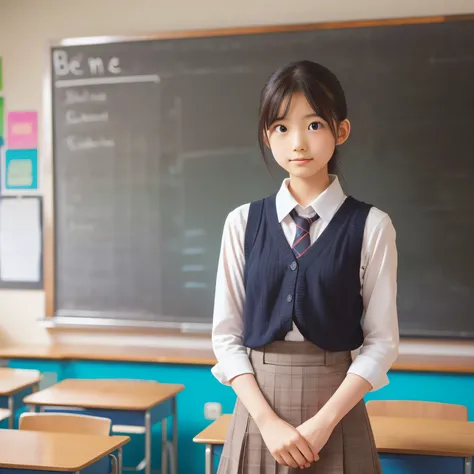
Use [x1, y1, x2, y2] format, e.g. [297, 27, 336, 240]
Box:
[217, 340, 381, 474]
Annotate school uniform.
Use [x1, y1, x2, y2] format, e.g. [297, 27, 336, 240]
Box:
[212, 175, 399, 473]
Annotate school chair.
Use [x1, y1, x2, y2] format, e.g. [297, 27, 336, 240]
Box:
[19, 412, 120, 474]
[366, 400, 468, 421]
[19, 412, 112, 434]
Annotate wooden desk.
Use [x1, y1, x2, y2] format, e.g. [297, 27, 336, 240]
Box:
[194, 414, 232, 445]
[24, 379, 184, 474]
[194, 415, 474, 474]
[372, 415, 474, 473]
[193, 415, 231, 474]
[0, 429, 129, 472]
[0, 368, 41, 429]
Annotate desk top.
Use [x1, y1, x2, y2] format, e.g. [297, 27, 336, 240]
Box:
[0, 409, 10, 422]
[194, 414, 474, 457]
[193, 414, 232, 444]
[0, 429, 129, 471]
[371, 416, 474, 457]
[24, 378, 184, 411]
[0, 368, 41, 395]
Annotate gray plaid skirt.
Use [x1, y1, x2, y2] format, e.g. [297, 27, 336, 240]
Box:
[217, 340, 381, 474]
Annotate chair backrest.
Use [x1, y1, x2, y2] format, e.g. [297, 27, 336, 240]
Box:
[0, 408, 10, 423]
[366, 400, 468, 421]
[19, 412, 111, 435]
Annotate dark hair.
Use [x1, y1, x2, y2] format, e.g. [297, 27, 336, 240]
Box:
[258, 60, 347, 175]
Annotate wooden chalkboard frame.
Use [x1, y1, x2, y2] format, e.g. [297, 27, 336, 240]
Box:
[43, 13, 474, 332]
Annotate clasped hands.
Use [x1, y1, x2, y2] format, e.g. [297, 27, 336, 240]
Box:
[258, 412, 334, 469]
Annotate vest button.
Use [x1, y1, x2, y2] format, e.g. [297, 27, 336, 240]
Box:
[286, 294, 293, 303]
[290, 261, 297, 271]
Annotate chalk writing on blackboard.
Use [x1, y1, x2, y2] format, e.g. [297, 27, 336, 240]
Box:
[53, 50, 121, 77]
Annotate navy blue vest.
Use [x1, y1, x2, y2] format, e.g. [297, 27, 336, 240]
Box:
[243, 194, 372, 352]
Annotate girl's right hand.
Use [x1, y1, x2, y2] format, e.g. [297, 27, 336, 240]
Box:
[258, 415, 319, 468]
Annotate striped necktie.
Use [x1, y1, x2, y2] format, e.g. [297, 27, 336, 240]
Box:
[290, 209, 320, 259]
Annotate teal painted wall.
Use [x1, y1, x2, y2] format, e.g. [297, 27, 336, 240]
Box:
[6, 358, 474, 474]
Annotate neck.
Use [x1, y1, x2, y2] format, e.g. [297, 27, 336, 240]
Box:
[288, 170, 331, 207]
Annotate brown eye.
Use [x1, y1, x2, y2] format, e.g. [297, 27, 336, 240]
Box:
[309, 122, 322, 131]
[275, 125, 287, 133]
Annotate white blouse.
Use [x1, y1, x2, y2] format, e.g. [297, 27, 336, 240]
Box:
[211, 175, 399, 392]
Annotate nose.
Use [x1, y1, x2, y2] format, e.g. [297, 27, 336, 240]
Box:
[292, 130, 307, 152]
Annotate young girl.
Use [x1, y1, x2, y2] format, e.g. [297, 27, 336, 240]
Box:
[211, 60, 399, 473]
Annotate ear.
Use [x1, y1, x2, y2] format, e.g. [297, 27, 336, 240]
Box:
[263, 129, 271, 148]
[336, 119, 351, 145]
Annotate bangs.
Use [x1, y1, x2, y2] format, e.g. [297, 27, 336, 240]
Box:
[261, 76, 339, 135]
[263, 81, 296, 129]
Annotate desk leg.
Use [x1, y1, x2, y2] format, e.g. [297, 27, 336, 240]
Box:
[8, 395, 14, 429]
[205, 445, 213, 474]
[118, 447, 123, 474]
[28, 385, 39, 414]
[161, 417, 168, 474]
[172, 397, 178, 474]
[145, 411, 151, 474]
[465, 457, 472, 474]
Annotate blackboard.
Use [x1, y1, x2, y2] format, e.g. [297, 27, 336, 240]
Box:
[48, 16, 474, 337]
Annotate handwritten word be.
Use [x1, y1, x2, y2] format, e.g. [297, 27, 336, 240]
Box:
[53, 50, 121, 77]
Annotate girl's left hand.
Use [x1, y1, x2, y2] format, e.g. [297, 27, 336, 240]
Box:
[296, 414, 335, 459]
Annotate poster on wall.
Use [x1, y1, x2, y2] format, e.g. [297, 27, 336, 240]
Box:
[4, 149, 38, 191]
[0, 196, 43, 287]
[0, 98, 4, 147]
[7, 111, 38, 149]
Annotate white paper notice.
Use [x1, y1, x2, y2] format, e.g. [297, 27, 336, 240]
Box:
[0, 198, 41, 282]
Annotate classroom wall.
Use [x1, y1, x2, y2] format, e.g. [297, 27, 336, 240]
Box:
[0, 0, 473, 347]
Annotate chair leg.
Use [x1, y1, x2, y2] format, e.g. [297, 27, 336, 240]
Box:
[109, 453, 119, 474]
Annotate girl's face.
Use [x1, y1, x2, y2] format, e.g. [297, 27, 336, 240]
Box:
[265, 92, 350, 179]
